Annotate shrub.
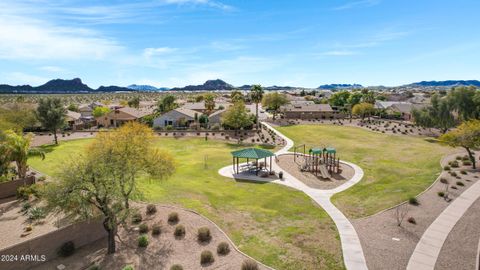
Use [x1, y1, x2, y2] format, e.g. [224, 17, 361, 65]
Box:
[463, 160, 472, 166]
[443, 166, 450, 171]
[197, 227, 211, 242]
[460, 170, 467, 175]
[28, 207, 46, 221]
[131, 213, 142, 224]
[89, 266, 100, 270]
[450, 172, 457, 177]
[174, 225, 186, 238]
[462, 155, 470, 161]
[217, 242, 230, 255]
[152, 223, 161, 236]
[450, 160, 459, 168]
[168, 212, 179, 224]
[437, 191, 445, 197]
[408, 197, 419, 205]
[146, 204, 157, 215]
[439, 178, 449, 184]
[170, 265, 183, 270]
[138, 234, 149, 247]
[456, 156, 462, 160]
[122, 266, 134, 270]
[200, 250, 214, 265]
[38, 176, 47, 181]
[21, 201, 32, 213]
[451, 186, 458, 190]
[456, 181, 464, 186]
[407, 217, 416, 224]
[58, 241, 75, 257]
[138, 223, 149, 233]
[241, 259, 259, 270]
[16, 186, 33, 200]
[25, 225, 33, 232]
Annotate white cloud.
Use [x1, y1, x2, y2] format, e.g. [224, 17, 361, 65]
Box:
[0, 15, 122, 60]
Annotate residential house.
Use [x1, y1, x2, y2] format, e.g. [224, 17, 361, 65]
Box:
[96, 107, 154, 128]
[65, 110, 83, 131]
[282, 103, 340, 119]
[153, 107, 198, 128]
[387, 103, 425, 121]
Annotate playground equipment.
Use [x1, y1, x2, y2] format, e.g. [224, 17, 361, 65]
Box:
[293, 145, 341, 178]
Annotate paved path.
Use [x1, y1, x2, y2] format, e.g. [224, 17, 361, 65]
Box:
[219, 122, 368, 270]
[407, 178, 480, 270]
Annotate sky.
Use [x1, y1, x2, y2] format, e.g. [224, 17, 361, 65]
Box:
[0, 0, 479, 88]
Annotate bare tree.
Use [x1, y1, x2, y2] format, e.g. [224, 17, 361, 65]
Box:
[395, 203, 409, 226]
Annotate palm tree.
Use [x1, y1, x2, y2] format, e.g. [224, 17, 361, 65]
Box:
[250, 84, 264, 129]
[4, 130, 45, 180]
[204, 94, 215, 115]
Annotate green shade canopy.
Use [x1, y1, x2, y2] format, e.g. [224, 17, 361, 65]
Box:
[309, 148, 323, 155]
[324, 147, 336, 154]
[231, 148, 275, 159]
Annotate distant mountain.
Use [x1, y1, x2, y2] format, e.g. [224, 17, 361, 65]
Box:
[97, 85, 131, 92]
[318, 84, 363, 90]
[405, 80, 480, 88]
[237, 85, 298, 91]
[127, 84, 170, 91]
[171, 79, 234, 91]
[0, 78, 133, 93]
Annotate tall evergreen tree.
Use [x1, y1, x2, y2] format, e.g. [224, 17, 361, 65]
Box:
[36, 98, 66, 144]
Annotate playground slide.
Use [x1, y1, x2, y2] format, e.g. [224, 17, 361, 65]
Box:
[319, 164, 331, 179]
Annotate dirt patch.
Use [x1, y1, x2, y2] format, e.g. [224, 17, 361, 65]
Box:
[31, 132, 95, 147]
[353, 151, 480, 270]
[276, 154, 354, 189]
[32, 204, 270, 270]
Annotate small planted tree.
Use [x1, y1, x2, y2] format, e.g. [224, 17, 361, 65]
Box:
[352, 103, 375, 121]
[261, 92, 288, 120]
[250, 85, 264, 129]
[3, 130, 44, 179]
[439, 120, 480, 169]
[395, 203, 409, 226]
[36, 98, 66, 144]
[221, 101, 253, 143]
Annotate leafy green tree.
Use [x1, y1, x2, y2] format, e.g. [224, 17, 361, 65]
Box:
[250, 84, 264, 129]
[67, 104, 79, 112]
[3, 130, 44, 179]
[45, 122, 175, 254]
[36, 98, 66, 145]
[93, 106, 111, 118]
[447, 86, 478, 120]
[347, 92, 363, 122]
[361, 90, 376, 104]
[261, 92, 288, 120]
[439, 120, 480, 169]
[0, 103, 38, 132]
[155, 94, 177, 114]
[329, 91, 351, 107]
[412, 94, 456, 133]
[221, 101, 253, 142]
[230, 90, 244, 103]
[204, 94, 215, 115]
[127, 97, 140, 108]
[352, 102, 375, 120]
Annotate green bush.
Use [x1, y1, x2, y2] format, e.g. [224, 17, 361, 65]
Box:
[443, 165, 450, 171]
[170, 265, 183, 270]
[21, 201, 31, 213]
[463, 160, 472, 166]
[168, 212, 179, 224]
[450, 160, 459, 168]
[450, 172, 457, 177]
[122, 265, 134, 270]
[437, 191, 445, 197]
[131, 213, 142, 224]
[460, 170, 467, 175]
[138, 223, 149, 233]
[407, 217, 416, 224]
[456, 156, 462, 160]
[28, 207, 46, 221]
[456, 181, 464, 186]
[152, 223, 161, 236]
[408, 197, 419, 205]
[138, 234, 149, 247]
[197, 227, 211, 243]
[200, 250, 214, 265]
[174, 225, 185, 238]
[217, 242, 230, 255]
[57, 241, 75, 257]
[241, 259, 259, 270]
[146, 204, 157, 215]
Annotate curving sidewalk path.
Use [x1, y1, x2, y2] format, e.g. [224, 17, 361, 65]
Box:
[407, 178, 480, 270]
[219, 122, 368, 270]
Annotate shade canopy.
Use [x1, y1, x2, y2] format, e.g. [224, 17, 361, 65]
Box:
[309, 147, 336, 154]
[231, 148, 275, 160]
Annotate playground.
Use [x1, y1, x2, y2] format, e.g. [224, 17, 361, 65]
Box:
[276, 145, 355, 189]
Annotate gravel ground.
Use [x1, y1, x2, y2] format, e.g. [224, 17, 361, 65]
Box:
[31, 132, 95, 147]
[276, 154, 354, 189]
[32, 204, 270, 270]
[435, 196, 480, 270]
[352, 151, 479, 270]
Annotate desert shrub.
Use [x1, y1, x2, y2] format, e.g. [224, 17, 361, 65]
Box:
[456, 156, 462, 160]
[170, 265, 183, 270]
[443, 166, 450, 171]
[139, 223, 149, 233]
[152, 223, 161, 236]
[456, 181, 464, 186]
[408, 197, 419, 205]
[146, 204, 157, 215]
[437, 191, 445, 197]
[217, 242, 230, 255]
[138, 234, 149, 247]
[168, 212, 179, 224]
[197, 227, 212, 242]
[38, 176, 47, 181]
[131, 213, 142, 224]
[450, 160, 459, 168]
[200, 250, 214, 265]
[460, 170, 467, 175]
[174, 225, 186, 238]
[122, 266, 134, 270]
[440, 178, 449, 184]
[462, 155, 470, 161]
[16, 185, 34, 200]
[241, 259, 259, 270]
[407, 217, 416, 224]
[25, 225, 33, 232]
[89, 265, 100, 270]
[463, 160, 472, 166]
[58, 241, 75, 257]
[451, 185, 458, 189]
[450, 172, 457, 177]
[28, 207, 46, 221]
[21, 201, 32, 213]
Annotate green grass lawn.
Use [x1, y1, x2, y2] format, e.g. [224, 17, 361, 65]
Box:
[276, 125, 452, 218]
[29, 137, 344, 270]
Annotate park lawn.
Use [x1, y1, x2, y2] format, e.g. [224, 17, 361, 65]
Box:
[29, 137, 344, 270]
[276, 125, 452, 218]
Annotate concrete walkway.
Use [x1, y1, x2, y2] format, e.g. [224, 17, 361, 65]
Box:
[219, 122, 368, 270]
[407, 178, 480, 270]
